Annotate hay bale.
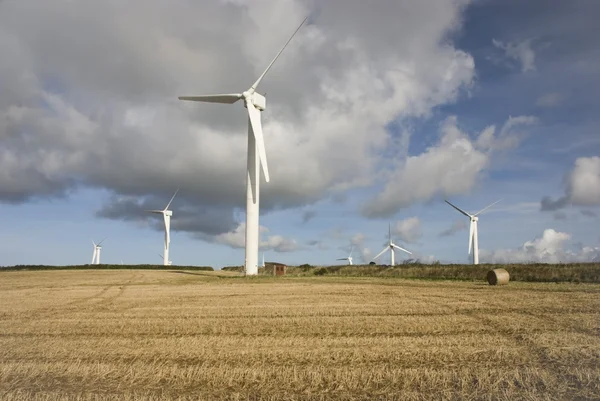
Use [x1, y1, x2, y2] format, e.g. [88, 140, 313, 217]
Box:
[487, 268, 510, 285]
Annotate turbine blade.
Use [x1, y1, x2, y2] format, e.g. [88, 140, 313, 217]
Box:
[373, 247, 389, 261]
[388, 223, 392, 244]
[473, 198, 503, 216]
[348, 245, 354, 258]
[92, 239, 96, 246]
[97, 238, 106, 246]
[468, 221, 474, 255]
[247, 103, 270, 182]
[445, 200, 472, 218]
[178, 94, 242, 104]
[145, 210, 164, 214]
[250, 16, 308, 91]
[336, 258, 347, 261]
[164, 188, 179, 211]
[391, 244, 412, 255]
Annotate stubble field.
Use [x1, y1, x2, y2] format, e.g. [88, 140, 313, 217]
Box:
[0, 269, 599, 400]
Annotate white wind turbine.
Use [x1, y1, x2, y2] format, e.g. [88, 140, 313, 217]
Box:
[372, 224, 412, 266]
[336, 246, 354, 265]
[91, 239, 105, 265]
[146, 189, 179, 266]
[179, 17, 307, 275]
[444, 199, 502, 265]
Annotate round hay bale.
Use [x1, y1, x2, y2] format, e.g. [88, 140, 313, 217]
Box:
[487, 268, 510, 285]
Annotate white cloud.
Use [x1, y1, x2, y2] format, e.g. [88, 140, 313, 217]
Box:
[213, 223, 299, 253]
[362, 115, 536, 217]
[392, 217, 422, 243]
[349, 232, 372, 263]
[492, 38, 536, 72]
[480, 228, 600, 263]
[541, 156, 600, 210]
[568, 156, 600, 206]
[0, 0, 478, 240]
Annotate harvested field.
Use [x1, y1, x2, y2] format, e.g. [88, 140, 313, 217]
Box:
[1, 270, 599, 400]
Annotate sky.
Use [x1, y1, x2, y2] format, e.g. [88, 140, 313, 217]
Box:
[1, 0, 599, 268]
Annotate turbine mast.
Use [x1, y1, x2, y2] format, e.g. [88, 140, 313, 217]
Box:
[245, 122, 260, 275]
[473, 219, 479, 265]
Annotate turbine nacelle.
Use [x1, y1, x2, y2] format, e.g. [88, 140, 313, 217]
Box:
[471, 216, 478, 222]
[241, 91, 266, 111]
[251, 92, 266, 111]
[164, 210, 173, 217]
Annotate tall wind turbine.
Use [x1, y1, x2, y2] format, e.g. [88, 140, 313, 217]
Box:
[336, 246, 354, 265]
[91, 239, 105, 265]
[444, 199, 502, 265]
[372, 224, 412, 266]
[178, 18, 307, 276]
[146, 189, 179, 266]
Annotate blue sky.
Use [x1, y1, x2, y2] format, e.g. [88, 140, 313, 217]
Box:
[1, 0, 599, 268]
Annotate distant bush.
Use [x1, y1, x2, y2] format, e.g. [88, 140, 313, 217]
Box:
[221, 266, 244, 272]
[313, 267, 327, 276]
[0, 264, 214, 271]
[285, 263, 600, 283]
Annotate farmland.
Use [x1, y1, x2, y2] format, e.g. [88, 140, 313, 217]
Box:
[1, 269, 599, 400]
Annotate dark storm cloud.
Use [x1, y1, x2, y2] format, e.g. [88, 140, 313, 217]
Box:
[96, 194, 236, 236]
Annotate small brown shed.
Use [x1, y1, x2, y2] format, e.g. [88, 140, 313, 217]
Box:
[270, 262, 287, 276]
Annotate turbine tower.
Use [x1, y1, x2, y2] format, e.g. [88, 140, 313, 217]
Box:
[444, 199, 502, 265]
[146, 189, 179, 266]
[372, 224, 412, 266]
[91, 239, 105, 265]
[336, 246, 354, 265]
[178, 18, 307, 276]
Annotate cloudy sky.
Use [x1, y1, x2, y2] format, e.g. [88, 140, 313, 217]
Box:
[1, 0, 599, 267]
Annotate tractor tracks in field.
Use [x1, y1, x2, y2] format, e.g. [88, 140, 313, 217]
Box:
[6, 272, 144, 323]
[422, 292, 577, 393]
[456, 298, 580, 396]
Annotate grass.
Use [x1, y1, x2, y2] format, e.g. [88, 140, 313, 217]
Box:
[1, 270, 599, 400]
[283, 263, 600, 283]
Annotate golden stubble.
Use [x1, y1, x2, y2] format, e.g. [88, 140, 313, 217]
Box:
[0, 270, 599, 400]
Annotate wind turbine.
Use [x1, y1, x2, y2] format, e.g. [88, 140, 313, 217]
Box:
[444, 199, 502, 265]
[372, 224, 412, 266]
[178, 17, 307, 276]
[261, 253, 266, 268]
[146, 189, 179, 266]
[336, 246, 354, 265]
[91, 239, 105, 265]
